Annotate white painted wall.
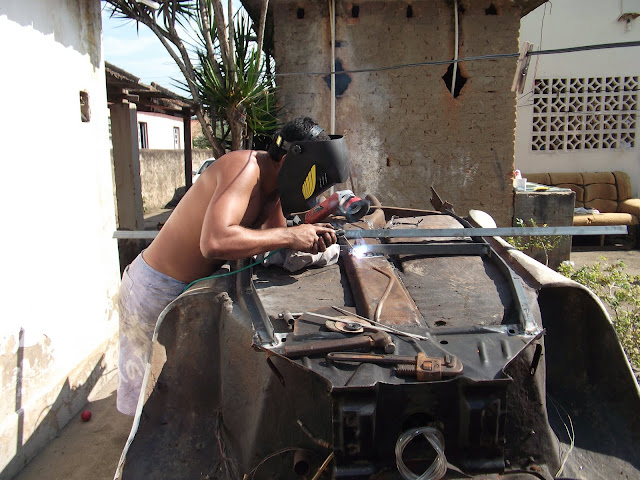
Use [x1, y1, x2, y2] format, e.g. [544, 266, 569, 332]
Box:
[138, 111, 184, 149]
[0, 0, 121, 476]
[516, 0, 640, 196]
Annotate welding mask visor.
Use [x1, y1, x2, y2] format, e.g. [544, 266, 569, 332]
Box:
[277, 135, 350, 215]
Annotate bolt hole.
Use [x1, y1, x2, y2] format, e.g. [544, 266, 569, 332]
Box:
[352, 4, 359, 18]
[435, 321, 447, 327]
[508, 328, 516, 334]
[406, 4, 413, 18]
[297, 7, 304, 19]
[439, 340, 448, 345]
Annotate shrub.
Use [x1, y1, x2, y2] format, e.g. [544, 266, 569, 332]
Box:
[506, 218, 563, 267]
[558, 258, 640, 372]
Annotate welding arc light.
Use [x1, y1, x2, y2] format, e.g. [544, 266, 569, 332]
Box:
[350, 244, 370, 259]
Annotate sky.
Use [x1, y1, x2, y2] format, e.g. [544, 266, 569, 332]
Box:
[101, 4, 185, 93]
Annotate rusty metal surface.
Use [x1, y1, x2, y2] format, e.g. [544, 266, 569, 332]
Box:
[115, 206, 640, 480]
[342, 253, 425, 327]
[383, 215, 515, 328]
[254, 262, 354, 319]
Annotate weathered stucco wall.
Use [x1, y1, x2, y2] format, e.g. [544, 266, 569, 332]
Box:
[273, 0, 522, 225]
[137, 149, 214, 212]
[0, 1, 121, 477]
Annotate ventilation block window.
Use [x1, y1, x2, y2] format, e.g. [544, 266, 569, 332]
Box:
[531, 76, 638, 151]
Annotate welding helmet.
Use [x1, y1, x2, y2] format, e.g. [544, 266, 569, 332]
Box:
[275, 129, 350, 215]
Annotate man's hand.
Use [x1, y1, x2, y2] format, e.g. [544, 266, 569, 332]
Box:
[288, 224, 337, 254]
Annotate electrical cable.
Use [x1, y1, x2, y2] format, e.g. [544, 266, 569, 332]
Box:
[236, 40, 640, 78]
[182, 249, 281, 292]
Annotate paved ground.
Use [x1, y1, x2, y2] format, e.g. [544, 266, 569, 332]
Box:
[12, 236, 639, 480]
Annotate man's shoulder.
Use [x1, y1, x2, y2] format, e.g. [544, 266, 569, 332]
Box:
[213, 150, 265, 181]
[216, 150, 259, 168]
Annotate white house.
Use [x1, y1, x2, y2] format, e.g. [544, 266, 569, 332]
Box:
[106, 62, 188, 150]
[0, 1, 121, 477]
[515, 0, 640, 195]
[137, 111, 185, 149]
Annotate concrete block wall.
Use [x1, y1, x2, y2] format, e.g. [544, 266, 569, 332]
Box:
[138, 149, 214, 212]
[273, 0, 522, 225]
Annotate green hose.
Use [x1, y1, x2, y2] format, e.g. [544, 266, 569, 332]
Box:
[183, 249, 281, 292]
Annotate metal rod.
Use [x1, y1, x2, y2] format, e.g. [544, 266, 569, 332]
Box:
[113, 231, 159, 239]
[113, 225, 628, 240]
[342, 226, 627, 239]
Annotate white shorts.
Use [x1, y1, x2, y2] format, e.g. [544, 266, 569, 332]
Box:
[117, 253, 187, 416]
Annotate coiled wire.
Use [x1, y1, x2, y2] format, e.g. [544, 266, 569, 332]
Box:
[395, 427, 447, 480]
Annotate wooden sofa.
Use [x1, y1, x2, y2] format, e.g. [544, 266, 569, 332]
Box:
[524, 171, 639, 244]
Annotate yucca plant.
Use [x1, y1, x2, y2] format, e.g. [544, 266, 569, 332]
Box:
[193, 9, 278, 151]
[104, 0, 276, 156]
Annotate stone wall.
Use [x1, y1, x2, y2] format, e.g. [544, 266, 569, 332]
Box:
[138, 149, 214, 212]
[272, 0, 521, 225]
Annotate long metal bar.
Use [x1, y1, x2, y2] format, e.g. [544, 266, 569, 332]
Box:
[342, 226, 627, 239]
[113, 225, 627, 240]
[113, 231, 159, 239]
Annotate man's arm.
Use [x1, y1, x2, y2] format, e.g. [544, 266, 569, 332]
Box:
[199, 153, 336, 260]
[261, 196, 287, 229]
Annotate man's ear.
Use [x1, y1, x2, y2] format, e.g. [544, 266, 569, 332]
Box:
[278, 153, 287, 164]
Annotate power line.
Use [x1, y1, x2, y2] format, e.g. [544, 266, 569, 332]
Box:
[269, 40, 640, 78]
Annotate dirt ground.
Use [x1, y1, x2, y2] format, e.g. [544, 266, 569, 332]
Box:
[13, 374, 132, 480]
[11, 238, 639, 480]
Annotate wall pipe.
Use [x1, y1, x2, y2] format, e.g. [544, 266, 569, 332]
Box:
[330, 0, 336, 134]
[451, 0, 459, 96]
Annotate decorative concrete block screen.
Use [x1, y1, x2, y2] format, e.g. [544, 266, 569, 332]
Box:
[531, 76, 638, 151]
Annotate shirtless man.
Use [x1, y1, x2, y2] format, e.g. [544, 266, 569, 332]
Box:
[117, 117, 342, 416]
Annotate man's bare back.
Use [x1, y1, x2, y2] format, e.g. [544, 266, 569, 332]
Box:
[143, 149, 337, 283]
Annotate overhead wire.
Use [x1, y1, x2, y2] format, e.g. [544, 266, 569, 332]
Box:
[236, 40, 640, 78]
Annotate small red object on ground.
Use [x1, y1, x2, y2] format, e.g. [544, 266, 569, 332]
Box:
[81, 410, 92, 422]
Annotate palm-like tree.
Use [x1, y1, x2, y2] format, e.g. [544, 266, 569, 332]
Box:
[104, 0, 276, 156]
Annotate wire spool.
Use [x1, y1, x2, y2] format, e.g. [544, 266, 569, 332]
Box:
[395, 427, 447, 480]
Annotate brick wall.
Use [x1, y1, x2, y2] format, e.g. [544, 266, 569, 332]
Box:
[272, 0, 520, 225]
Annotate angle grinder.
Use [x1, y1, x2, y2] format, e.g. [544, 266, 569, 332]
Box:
[304, 190, 370, 224]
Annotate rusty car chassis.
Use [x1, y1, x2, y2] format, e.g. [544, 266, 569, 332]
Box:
[115, 199, 640, 480]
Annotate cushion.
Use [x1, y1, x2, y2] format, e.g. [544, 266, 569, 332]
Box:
[582, 172, 616, 185]
[549, 172, 583, 185]
[585, 198, 619, 213]
[584, 183, 618, 204]
[614, 171, 633, 201]
[619, 198, 640, 216]
[573, 212, 638, 226]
